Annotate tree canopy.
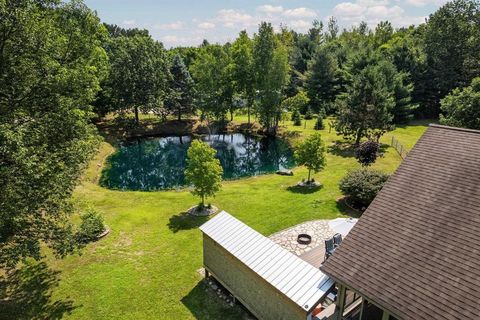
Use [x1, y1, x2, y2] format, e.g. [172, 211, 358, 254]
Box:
[294, 133, 326, 182]
[440, 77, 480, 129]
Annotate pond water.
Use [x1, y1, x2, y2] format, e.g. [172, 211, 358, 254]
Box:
[101, 133, 295, 191]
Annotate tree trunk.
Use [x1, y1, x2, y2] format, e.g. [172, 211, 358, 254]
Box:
[134, 106, 139, 124]
[201, 194, 205, 207]
[247, 105, 251, 124]
[178, 109, 181, 121]
[355, 128, 363, 145]
[307, 169, 311, 182]
[230, 109, 234, 122]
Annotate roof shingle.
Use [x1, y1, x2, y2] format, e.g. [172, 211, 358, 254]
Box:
[321, 124, 480, 320]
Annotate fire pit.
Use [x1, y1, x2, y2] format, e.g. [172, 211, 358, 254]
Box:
[297, 234, 312, 245]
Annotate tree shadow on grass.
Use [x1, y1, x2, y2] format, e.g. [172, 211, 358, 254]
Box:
[0, 261, 77, 320]
[287, 184, 323, 194]
[335, 196, 364, 218]
[181, 279, 246, 320]
[327, 141, 356, 158]
[167, 212, 209, 233]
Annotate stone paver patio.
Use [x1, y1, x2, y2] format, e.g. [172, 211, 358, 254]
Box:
[269, 220, 337, 256]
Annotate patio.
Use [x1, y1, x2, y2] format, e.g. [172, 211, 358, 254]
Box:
[269, 218, 358, 267]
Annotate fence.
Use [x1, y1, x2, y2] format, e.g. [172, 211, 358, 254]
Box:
[391, 136, 408, 159]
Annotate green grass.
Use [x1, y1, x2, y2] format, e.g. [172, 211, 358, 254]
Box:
[46, 117, 432, 319]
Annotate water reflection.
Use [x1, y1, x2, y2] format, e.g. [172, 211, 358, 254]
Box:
[101, 133, 295, 191]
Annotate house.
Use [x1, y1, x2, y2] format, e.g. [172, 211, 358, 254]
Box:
[199, 211, 335, 320]
[321, 125, 480, 320]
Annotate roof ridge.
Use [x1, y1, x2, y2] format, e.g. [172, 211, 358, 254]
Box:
[429, 124, 480, 134]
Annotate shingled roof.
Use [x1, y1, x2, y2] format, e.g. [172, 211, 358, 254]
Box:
[321, 124, 480, 320]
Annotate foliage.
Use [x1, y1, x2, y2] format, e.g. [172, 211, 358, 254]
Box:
[305, 45, 340, 114]
[304, 106, 314, 120]
[184, 141, 223, 206]
[231, 31, 255, 123]
[281, 91, 310, 113]
[440, 77, 480, 130]
[294, 133, 326, 182]
[291, 110, 302, 126]
[424, 0, 480, 115]
[76, 209, 106, 243]
[253, 22, 290, 132]
[355, 140, 380, 166]
[0, 0, 106, 268]
[190, 45, 233, 121]
[339, 169, 390, 208]
[314, 116, 324, 130]
[105, 34, 169, 124]
[335, 48, 410, 144]
[165, 54, 196, 120]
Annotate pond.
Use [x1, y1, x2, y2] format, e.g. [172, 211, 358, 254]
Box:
[101, 133, 295, 191]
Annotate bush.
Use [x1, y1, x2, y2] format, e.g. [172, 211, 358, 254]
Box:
[304, 106, 314, 120]
[339, 169, 389, 208]
[355, 140, 380, 166]
[76, 209, 105, 243]
[314, 115, 324, 130]
[291, 109, 302, 126]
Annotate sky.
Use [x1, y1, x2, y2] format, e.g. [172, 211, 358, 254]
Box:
[84, 0, 449, 48]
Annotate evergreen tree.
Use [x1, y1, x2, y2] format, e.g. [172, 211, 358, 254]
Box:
[165, 54, 196, 121]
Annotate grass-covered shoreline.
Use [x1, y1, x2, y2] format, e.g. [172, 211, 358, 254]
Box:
[46, 117, 431, 319]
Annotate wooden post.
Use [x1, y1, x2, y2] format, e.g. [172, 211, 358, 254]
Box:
[335, 284, 347, 320]
[381, 310, 390, 320]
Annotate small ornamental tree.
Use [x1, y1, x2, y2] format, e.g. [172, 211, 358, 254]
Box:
[355, 140, 380, 166]
[314, 115, 324, 130]
[185, 140, 223, 207]
[304, 106, 314, 120]
[294, 133, 326, 183]
[291, 109, 302, 126]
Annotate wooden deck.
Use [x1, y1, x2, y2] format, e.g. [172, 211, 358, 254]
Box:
[299, 245, 325, 269]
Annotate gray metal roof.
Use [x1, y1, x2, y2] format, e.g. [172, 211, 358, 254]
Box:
[200, 211, 333, 311]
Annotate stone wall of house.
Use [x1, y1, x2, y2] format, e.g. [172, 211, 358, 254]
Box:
[203, 234, 307, 320]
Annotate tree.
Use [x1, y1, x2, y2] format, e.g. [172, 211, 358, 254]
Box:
[191, 45, 232, 121]
[424, 0, 480, 115]
[165, 54, 196, 121]
[291, 109, 302, 126]
[184, 141, 223, 207]
[294, 133, 326, 182]
[440, 77, 480, 130]
[281, 91, 310, 113]
[355, 140, 380, 166]
[305, 46, 340, 113]
[253, 22, 290, 133]
[334, 49, 400, 144]
[0, 0, 107, 268]
[231, 31, 255, 124]
[107, 35, 169, 124]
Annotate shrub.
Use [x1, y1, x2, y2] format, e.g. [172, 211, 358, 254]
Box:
[291, 109, 302, 126]
[339, 169, 389, 208]
[355, 140, 380, 166]
[314, 115, 324, 130]
[304, 106, 314, 120]
[77, 209, 105, 243]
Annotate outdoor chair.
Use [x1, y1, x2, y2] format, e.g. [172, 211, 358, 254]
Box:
[324, 238, 335, 261]
[333, 233, 343, 248]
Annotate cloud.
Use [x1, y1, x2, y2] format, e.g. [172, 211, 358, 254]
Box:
[257, 5, 284, 14]
[403, 0, 448, 6]
[216, 9, 255, 28]
[333, 1, 425, 27]
[154, 21, 184, 30]
[198, 22, 216, 29]
[122, 19, 136, 27]
[287, 19, 312, 31]
[283, 7, 317, 18]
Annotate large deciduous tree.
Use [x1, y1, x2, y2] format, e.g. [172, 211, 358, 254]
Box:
[440, 77, 480, 130]
[231, 30, 255, 124]
[184, 140, 223, 207]
[107, 35, 169, 124]
[253, 22, 290, 134]
[0, 0, 108, 268]
[165, 54, 196, 121]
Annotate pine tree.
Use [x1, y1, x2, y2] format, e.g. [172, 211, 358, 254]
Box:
[166, 54, 196, 121]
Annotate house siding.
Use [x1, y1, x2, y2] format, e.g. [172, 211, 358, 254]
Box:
[203, 234, 308, 320]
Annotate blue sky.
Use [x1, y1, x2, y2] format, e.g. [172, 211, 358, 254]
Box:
[84, 0, 448, 48]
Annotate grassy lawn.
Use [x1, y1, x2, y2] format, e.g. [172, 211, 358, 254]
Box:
[46, 117, 432, 319]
